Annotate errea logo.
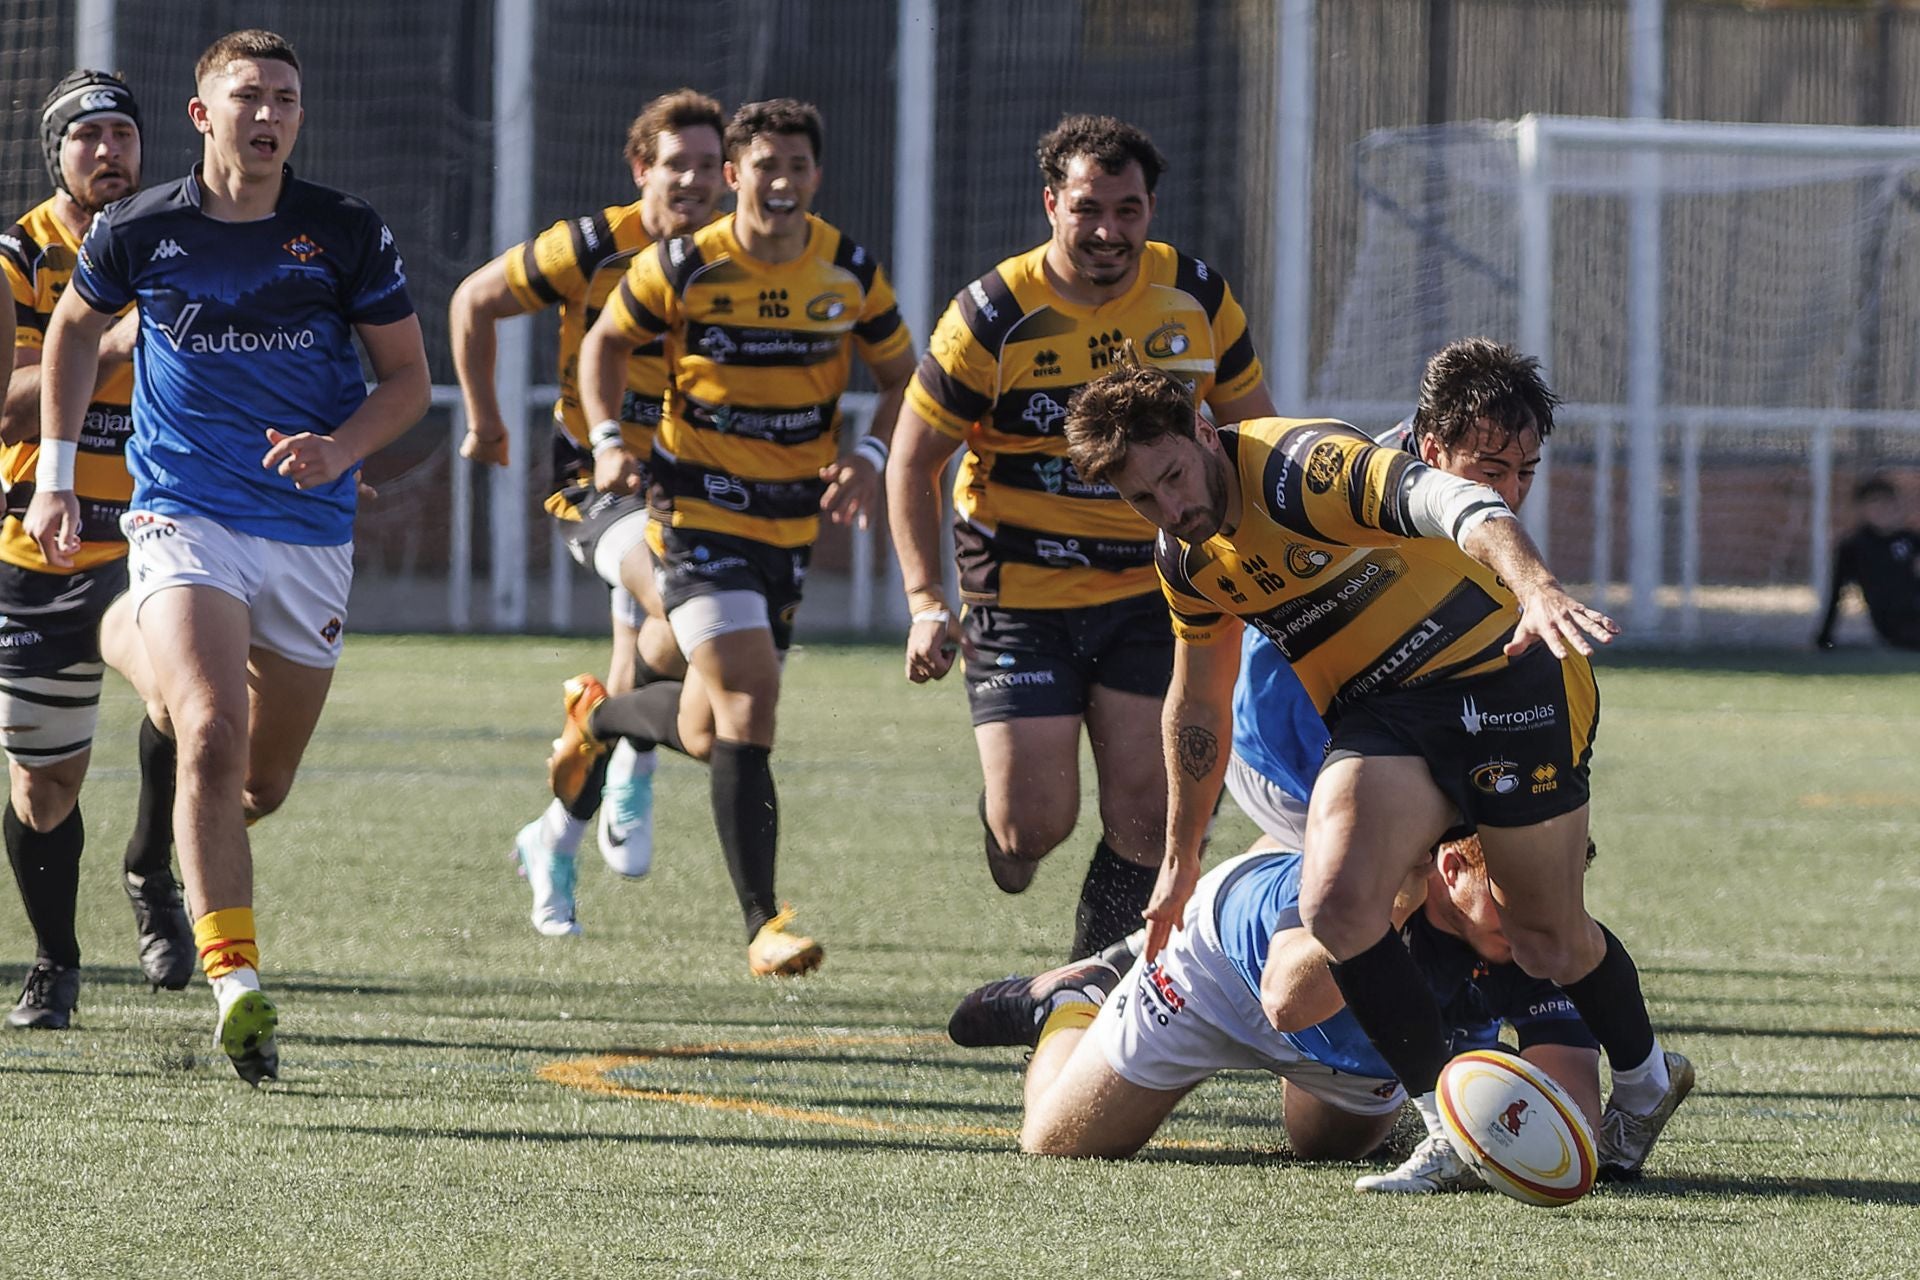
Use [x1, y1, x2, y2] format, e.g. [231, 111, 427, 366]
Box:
[150, 239, 188, 261]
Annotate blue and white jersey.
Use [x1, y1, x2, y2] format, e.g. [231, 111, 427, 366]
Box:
[1231, 628, 1329, 805]
[72, 166, 414, 546]
[1211, 852, 1597, 1080]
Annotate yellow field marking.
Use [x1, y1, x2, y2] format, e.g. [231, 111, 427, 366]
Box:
[539, 1032, 1243, 1151]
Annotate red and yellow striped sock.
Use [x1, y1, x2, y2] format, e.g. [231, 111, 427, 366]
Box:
[1035, 1001, 1099, 1053]
[193, 908, 260, 980]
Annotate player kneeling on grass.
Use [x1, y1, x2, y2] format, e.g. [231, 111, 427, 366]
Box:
[952, 838, 1685, 1189]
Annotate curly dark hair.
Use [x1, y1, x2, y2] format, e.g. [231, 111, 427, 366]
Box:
[1037, 114, 1165, 194]
[724, 98, 822, 162]
[1064, 350, 1196, 484]
[1411, 338, 1559, 454]
[626, 88, 725, 166]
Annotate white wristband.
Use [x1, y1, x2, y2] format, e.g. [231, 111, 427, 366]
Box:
[911, 608, 951, 625]
[855, 434, 890, 470]
[34, 440, 77, 492]
[589, 418, 626, 457]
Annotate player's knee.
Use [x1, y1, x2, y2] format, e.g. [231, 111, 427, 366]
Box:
[174, 707, 248, 778]
[11, 771, 80, 832]
[242, 777, 292, 822]
[1504, 922, 1602, 985]
[993, 811, 1074, 864]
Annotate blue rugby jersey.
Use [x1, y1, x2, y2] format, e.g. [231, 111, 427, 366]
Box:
[71, 166, 414, 545]
[1211, 852, 1598, 1080]
[1231, 628, 1329, 806]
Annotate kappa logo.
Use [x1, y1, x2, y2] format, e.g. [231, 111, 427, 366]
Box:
[149, 238, 188, 262]
[1304, 441, 1343, 494]
[1022, 392, 1066, 435]
[282, 234, 323, 263]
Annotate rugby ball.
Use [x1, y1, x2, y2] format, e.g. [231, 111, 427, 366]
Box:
[1436, 1048, 1597, 1207]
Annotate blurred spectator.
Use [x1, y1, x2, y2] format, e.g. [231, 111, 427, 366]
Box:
[1815, 473, 1920, 651]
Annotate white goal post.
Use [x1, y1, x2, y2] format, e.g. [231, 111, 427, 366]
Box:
[1314, 114, 1920, 640]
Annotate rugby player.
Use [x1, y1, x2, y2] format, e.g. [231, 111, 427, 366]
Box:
[546, 99, 915, 973]
[449, 90, 724, 919]
[1061, 338, 1692, 1178]
[26, 30, 429, 1082]
[1814, 472, 1920, 651]
[0, 70, 196, 1028]
[949, 838, 1604, 1188]
[884, 115, 1275, 958]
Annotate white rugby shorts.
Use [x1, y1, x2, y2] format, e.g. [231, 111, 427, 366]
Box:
[1223, 751, 1311, 850]
[1091, 853, 1405, 1114]
[121, 510, 352, 669]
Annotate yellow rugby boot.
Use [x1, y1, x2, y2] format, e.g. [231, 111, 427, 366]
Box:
[546, 674, 610, 806]
[747, 906, 824, 977]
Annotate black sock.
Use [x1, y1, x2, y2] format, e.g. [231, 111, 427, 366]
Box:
[710, 740, 777, 939]
[1328, 929, 1450, 1095]
[124, 715, 176, 879]
[565, 754, 610, 822]
[589, 681, 686, 755]
[5, 804, 84, 968]
[1070, 840, 1158, 960]
[1559, 922, 1657, 1072]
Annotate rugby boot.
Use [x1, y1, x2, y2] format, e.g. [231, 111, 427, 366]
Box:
[597, 740, 656, 878]
[747, 906, 823, 977]
[546, 674, 610, 807]
[5, 961, 79, 1030]
[213, 972, 279, 1086]
[514, 818, 582, 937]
[980, 793, 1037, 894]
[1598, 1050, 1695, 1181]
[1354, 1135, 1487, 1194]
[124, 870, 195, 991]
[947, 958, 1121, 1049]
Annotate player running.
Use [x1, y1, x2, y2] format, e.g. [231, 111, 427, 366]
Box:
[26, 30, 429, 1082]
[885, 115, 1275, 958]
[0, 70, 197, 1029]
[450, 89, 725, 913]
[949, 838, 1620, 1188]
[1060, 338, 1692, 1178]
[544, 99, 915, 973]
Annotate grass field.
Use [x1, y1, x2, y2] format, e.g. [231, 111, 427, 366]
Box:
[0, 636, 1915, 1279]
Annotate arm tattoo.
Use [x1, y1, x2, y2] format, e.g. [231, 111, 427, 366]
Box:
[1176, 725, 1220, 782]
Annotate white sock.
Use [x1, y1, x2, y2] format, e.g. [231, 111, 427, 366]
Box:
[1413, 1091, 1447, 1140]
[539, 799, 588, 855]
[211, 967, 261, 1002]
[1608, 1039, 1671, 1114]
[606, 737, 656, 785]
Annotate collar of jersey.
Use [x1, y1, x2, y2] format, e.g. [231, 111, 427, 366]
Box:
[720, 212, 821, 272]
[184, 162, 295, 218]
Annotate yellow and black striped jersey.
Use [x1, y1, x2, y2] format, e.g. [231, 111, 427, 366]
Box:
[1157, 417, 1591, 713]
[502, 200, 679, 460]
[906, 241, 1263, 610]
[604, 212, 912, 549]
[0, 197, 133, 572]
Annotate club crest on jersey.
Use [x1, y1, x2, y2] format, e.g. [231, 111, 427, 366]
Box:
[1304, 442, 1344, 495]
[1143, 321, 1190, 359]
[1470, 757, 1521, 795]
[283, 234, 323, 264]
[1285, 543, 1333, 579]
[805, 292, 846, 322]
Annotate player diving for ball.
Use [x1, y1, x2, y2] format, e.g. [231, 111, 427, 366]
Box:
[950, 836, 1609, 1189]
[1052, 338, 1692, 1179]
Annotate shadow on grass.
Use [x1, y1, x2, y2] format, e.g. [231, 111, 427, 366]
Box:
[1626, 1173, 1920, 1206]
[284, 1121, 999, 1156]
[1658, 1021, 1920, 1042]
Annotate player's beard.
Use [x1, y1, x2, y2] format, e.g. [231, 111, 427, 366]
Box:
[70, 167, 132, 215]
[1172, 452, 1232, 544]
[1072, 236, 1139, 287]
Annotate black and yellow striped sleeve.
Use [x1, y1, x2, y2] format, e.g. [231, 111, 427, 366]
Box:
[2, 223, 42, 346]
[903, 269, 1018, 438]
[1156, 530, 1231, 645]
[604, 238, 684, 344]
